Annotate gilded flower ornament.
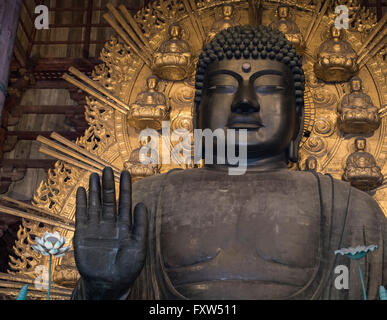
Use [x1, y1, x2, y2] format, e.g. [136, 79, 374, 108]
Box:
[32, 231, 71, 257]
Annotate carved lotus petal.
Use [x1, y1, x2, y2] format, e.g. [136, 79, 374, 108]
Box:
[32, 232, 71, 257]
[334, 244, 378, 260]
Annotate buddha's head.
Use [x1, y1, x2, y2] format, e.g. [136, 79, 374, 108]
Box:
[278, 4, 290, 19]
[194, 25, 305, 163]
[330, 25, 342, 40]
[140, 135, 151, 147]
[168, 23, 183, 39]
[350, 76, 362, 92]
[222, 4, 233, 18]
[355, 137, 366, 151]
[146, 75, 158, 90]
[305, 156, 317, 171]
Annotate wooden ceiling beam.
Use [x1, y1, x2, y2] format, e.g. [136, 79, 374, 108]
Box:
[5, 131, 84, 140]
[11, 105, 85, 115]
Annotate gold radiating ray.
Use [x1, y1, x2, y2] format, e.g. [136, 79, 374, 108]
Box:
[37, 136, 109, 174]
[118, 5, 153, 53]
[182, 0, 206, 43]
[50, 132, 120, 173]
[37, 140, 121, 183]
[1, 196, 74, 226]
[62, 73, 128, 114]
[379, 105, 387, 118]
[0, 204, 75, 231]
[105, 3, 152, 65]
[359, 39, 386, 69]
[103, 13, 151, 66]
[0, 272, 72, 299]
[248, 0, 262, 26]
[304, 0, 323, 44]
[357, 13, 387, 63]
[305, 0, 330, 47]
[0, 272, 72, 293]
[68, 67, 130, 112]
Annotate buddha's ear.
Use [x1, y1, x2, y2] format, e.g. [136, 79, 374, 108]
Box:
[287, 104, 304, 163]
[193, 102, 202, 129]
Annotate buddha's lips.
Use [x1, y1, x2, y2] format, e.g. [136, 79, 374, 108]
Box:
[227, 118, 263, 130]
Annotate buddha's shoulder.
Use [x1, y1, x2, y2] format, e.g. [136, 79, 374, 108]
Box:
[132, 168, 200, 190]
[132, 167, 338, 190]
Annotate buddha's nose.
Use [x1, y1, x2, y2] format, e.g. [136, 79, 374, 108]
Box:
[231, 82, 259, 114]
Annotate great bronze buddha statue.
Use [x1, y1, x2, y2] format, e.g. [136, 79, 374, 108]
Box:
[71, 26, 386, 300]
[337, 76, 381, 135]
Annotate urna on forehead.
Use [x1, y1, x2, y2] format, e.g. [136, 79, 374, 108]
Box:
[194, 25, 305, 111]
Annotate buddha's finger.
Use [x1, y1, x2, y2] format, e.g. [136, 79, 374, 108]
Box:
[131, 203, 148, 245]
[102, 167, 117, 221]
[118, 170, 132, 229]
[88, 172, 101, 224]
[75, 187, 87, 228]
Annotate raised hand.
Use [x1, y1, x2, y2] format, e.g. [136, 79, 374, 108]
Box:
[73, 167, 148, 298]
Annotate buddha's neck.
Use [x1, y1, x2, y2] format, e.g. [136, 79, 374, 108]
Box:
[204, 153, 289, 173]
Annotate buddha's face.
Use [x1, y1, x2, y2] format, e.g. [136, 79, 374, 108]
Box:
[147, 77, 157, 90]
[222, 5, 233, 18]
[355, 139, 366, 151]
[350, 79, 361, 92]
[330, 26, 342, 39]
[278, 6, 289, 18]
[197, 58, 299, 160]
[169, 24, 182, 38]
[140, 136, 151, 146]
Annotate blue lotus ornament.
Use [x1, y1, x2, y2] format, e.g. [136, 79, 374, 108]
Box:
[334, 244, 378, 300]
[31, 231, 70, 257]
[380, 286, 387, 300]
[30, 231, 71, 300]
[334, 244, 378, 260]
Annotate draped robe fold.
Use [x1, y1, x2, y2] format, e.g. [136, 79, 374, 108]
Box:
[72, 168, 387, 300]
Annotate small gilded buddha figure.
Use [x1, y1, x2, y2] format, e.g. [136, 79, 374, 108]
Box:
[270, 4, 305, 54]
[124, 136, 160, 182]
[314, 25, 358, 82]
[128, 75, 169, 130]
[337, 76, 381, 135]
[206, 4, 239, 44]
[152, 23, 192, 81]
[342, 138, 383, 191]
[304, 156, 318, 172]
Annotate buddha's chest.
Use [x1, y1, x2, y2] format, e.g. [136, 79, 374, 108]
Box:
[159, 178, 321, 271]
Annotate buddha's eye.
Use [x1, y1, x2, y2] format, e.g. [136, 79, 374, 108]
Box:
[255, 85, 285, 94]
[208, 85, 237, 94]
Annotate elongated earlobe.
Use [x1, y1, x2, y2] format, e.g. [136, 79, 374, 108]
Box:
[287, 139, 299, 163]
